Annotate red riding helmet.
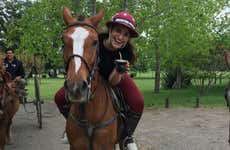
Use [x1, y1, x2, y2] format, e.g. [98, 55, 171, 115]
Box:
[106, 11, 138, 38]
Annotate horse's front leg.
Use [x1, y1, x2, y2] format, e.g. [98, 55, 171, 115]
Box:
[0, 124, 7, 150]
[70, 145, 74, 150]
[5, 120, 13, 145]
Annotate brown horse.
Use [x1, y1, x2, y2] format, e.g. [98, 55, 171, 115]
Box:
[62, 6, 121, 150]
[0, 59, 20, 150]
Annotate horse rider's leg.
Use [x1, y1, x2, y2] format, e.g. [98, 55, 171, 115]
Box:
[55, 87, 70, 144]
[55, 86, 70, 119]
[117, 73, 144, 150]
[6, 120, 13, 145]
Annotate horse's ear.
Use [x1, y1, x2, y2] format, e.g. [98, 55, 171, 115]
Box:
[63, 6, 75, 25]
[90, 8, 106, 27]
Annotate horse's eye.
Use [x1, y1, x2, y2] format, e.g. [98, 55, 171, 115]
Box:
[91, 40, 98, 48]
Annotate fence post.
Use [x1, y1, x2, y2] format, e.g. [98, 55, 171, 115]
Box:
[195, 97, 200, 108]
[165, 98, 169, 108]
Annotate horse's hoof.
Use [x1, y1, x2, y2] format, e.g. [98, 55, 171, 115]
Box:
[6, 138, 14, 145]
[6, 141, 14, 145]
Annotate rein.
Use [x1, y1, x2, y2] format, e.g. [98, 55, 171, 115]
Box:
[63, 21, 117, 150]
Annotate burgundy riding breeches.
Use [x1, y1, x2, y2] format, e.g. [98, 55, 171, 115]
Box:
[54, 73, 144, 117]
[116, 73, 144, 113]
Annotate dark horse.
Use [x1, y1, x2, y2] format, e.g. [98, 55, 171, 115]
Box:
[0, 59, 20, 150]
[62, 6, 122, 150]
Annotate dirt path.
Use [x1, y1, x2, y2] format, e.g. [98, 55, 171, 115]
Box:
[6, 102, 230, 150]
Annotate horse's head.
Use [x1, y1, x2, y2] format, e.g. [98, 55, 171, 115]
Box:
[62, 6, 105, 103]
[0, 59, 4, 82]
[0, 59, 10, 83]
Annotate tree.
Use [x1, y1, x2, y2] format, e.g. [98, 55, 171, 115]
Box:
[13, 0, 74, 71]
[132, 0, 228, 92]
[0, 0, 32, 50]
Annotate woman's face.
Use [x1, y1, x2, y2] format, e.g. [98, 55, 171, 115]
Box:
[108, 24, 130, 50]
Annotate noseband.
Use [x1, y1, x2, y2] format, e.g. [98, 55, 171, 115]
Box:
[63, 21, 100, 101]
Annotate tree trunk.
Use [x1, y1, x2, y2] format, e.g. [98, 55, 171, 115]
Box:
[174, 67, 182, 88]
[122, 0, 128, 11]
[154, 0, 160, 93]
[219, 73, 222, 84]
[200, 78, 205, 96]
[154, 53, 160, 93]
[214, 73, 217, 84]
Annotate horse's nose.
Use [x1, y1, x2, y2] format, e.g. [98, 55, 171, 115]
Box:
[64, 80, 88, 95]
[77, 80, 88, 91]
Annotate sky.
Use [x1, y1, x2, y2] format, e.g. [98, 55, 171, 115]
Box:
[216, 6, 230, 18]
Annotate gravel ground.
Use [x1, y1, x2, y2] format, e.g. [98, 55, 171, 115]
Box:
[5, 102, 230, 150]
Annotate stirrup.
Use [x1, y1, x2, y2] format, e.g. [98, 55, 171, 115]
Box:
[123, 136, 138, 150]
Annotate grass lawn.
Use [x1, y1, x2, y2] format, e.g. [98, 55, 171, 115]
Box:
[26, 77, 228, 108]
[135, 78, 227, 108]
[26, 78, 64, 101]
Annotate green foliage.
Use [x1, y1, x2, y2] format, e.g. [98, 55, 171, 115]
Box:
[162, 68, 192, 89]
[0, 0, 32, 49]
[15, 0, 74, 69]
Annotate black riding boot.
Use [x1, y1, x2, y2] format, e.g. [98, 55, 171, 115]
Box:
[123, 109, 142, 149]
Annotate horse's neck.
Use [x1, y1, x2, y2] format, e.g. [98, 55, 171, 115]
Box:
[91, 71, 107, 89]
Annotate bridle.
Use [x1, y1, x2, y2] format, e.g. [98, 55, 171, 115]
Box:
[63, 21, 100, 102]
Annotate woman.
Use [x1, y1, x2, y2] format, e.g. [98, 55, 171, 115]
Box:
[55, 11, 144, 149]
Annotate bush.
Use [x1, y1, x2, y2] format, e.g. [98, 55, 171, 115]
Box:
[162, 68, 192, 89]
